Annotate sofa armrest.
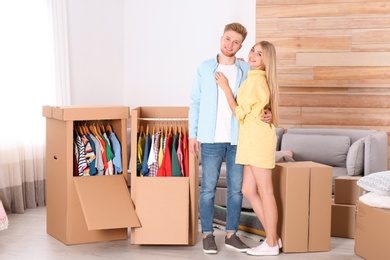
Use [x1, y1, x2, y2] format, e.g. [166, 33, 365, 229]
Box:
[364, 131, 388, 175]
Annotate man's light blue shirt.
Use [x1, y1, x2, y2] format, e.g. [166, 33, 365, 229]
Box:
[189, 55, 250, 145]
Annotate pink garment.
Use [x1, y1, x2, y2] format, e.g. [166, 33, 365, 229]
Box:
[0, 200, 8, 230]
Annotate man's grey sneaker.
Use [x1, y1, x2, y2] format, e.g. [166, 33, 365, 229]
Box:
[203, 234, 218, 254]
[225, 233, 250, 252]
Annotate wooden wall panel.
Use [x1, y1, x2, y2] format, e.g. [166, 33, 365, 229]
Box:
[256, 0, 390, 168]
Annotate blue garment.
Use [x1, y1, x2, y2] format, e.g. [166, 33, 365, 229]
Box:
[109, 132, 123, 174]
[140, 134, 151, 176]
[85, 134, 97, 176]
[189, 55, 250, 145]
[199, 143, 243, 234]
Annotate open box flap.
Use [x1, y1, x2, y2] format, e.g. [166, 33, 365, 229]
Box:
[74, 175, 140, 230]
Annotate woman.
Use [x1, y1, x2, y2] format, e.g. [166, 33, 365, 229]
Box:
[215, 40, 282, 256]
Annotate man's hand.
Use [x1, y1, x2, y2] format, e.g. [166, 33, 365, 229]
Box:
[261, 109, 272, 124]
[189, 138, 199, 158]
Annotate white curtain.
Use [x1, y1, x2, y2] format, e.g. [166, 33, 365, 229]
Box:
[0, 0, 69, 213]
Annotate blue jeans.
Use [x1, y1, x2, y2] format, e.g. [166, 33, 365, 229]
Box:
[199, 143, 244, 234]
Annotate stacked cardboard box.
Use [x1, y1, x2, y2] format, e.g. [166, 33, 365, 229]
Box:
[272, 161, 332, 253]
[331, 176, 363, 238]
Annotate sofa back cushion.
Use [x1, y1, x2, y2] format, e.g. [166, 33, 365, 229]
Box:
[287, 128, 376, 143]
[281, 133, 351, 167]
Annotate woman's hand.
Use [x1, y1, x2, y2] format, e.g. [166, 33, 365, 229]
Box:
[215, 72, 230, 92]
[261, 109, 272, 124]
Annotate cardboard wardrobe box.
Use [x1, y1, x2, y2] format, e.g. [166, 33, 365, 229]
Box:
[272, 161, 332, 253]
[334, 176, 364, 205]
[43, 106, 140, 245]
[355, 200, 390, 260]
[331, 199, 356, 238]
[130, 107, 199, 245]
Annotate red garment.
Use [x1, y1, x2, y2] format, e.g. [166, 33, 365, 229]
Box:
[98, 136, 108, 171]
[157, 133, 173, 177]
[183, 134, 189, 177]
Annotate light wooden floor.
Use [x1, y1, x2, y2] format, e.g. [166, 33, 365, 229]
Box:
[0, 206, 361, 259]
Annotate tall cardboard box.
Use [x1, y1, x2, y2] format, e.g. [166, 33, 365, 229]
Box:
[272, 162, 332, 253]
[43, 106, 140, 245]
[130, 107, 199, 245]
[334, 176, 364, 205]
[331, 200, 356, 238]
[355, 201, 390, 260]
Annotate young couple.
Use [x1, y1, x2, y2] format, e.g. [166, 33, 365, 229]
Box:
[189, 22, 281, 256]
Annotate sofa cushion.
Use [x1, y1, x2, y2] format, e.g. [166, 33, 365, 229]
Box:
[346, 137, 365, 176]
[280, 133, 351, 167]
[364, 131, 388, 175]
[287, 128, 376, 143]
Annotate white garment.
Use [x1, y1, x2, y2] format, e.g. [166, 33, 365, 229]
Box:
[214, 64, 237, 143]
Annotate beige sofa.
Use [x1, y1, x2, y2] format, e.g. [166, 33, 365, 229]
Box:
[199, 127, 388, 209]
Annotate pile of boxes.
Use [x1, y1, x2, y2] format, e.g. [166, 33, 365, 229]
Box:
[331, 176, 363, 239]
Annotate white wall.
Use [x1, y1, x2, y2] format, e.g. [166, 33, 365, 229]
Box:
[67, 0, 255, 108]
[67, 0, 124, 105]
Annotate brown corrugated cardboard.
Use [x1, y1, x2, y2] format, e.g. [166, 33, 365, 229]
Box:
[74, 175, 140, 230]
[130, 107, 199, 245]
[44, 106, 140, 245]
[334, 176, 364, 205]
[43, 105, 130, 121]
[331, 200, 356, 238]
[355, 200, 390, 260]
[273, 161, 332, 253]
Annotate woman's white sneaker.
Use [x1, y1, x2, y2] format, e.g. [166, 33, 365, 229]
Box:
[246, 241, 280, 256]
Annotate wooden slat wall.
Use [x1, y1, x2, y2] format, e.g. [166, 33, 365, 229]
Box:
[256, 0, 390, 168]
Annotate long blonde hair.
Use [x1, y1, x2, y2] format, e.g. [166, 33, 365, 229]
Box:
[257, 41, 280, 126]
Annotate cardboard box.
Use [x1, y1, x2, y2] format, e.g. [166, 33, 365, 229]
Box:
[43, 106, 140, 245]
[355, 201, 390, 260]
[272, 162, 332, 253]
[331, 200, 356, 238]
[334, 176, 364, 205]
[130, 107, 199, 245]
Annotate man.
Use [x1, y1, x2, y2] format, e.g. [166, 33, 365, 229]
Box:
[189, 22, 271, 254]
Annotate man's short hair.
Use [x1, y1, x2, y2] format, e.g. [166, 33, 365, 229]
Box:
[224, 22, 248, 42]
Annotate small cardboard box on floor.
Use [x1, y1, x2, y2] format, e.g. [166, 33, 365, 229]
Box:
[331, 200, 356, 238]
[130, 107, 199, 245]
[355, 200, 390, 260]
[43, 106, 140, 245]
[331, 176, 362, 239]
[272, 161, 332, 253]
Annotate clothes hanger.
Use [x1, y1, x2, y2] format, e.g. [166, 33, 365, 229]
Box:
[83, 123, 91, 135]
[99, 124, 106, 135]
[106, 123, 113, 135]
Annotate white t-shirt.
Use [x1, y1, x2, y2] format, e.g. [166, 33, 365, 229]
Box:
[214, 64, 237, 143]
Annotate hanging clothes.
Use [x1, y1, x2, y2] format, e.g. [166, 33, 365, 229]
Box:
[171, 133, 182, 177]
[75, 135, 87, 176]
[140, 134, 152, 176]
[148, 131, 160, 177]
[157, 133, 173, 177]
[183, 133, 189, 177]
[89, 133, 104, 175]
[108, 131, 123, 174]
[102, 132, 114, 175]
[137, 131, 145, 176]
[177, 133, 184, 176]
